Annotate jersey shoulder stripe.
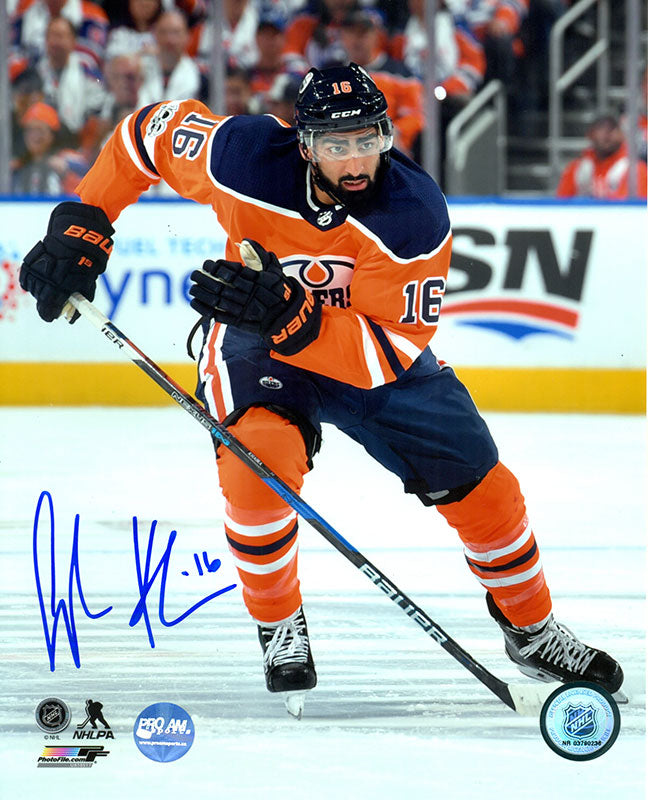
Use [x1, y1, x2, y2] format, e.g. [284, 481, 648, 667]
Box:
[209, 114, 304, 212]
[133, 103, 161, 176]
[352, 151, 451, 260]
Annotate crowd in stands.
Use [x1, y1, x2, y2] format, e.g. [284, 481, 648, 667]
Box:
[7, 0, 647, 198]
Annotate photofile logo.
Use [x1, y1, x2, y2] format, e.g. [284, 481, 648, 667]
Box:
[37, 745, 109, 768]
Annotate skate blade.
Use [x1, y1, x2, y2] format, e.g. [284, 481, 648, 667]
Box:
[516, 665, 630, 704]
[283, 691, 306, 720]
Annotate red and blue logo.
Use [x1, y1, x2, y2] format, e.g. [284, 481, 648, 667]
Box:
[442, 298, 579, 341]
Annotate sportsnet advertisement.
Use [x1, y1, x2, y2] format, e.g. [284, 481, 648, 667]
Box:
[0, 199, 645, 410]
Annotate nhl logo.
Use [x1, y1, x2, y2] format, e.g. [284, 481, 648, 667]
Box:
[35, 698, 71, 733]
[562, 703, 598, 738]
[317, 210, 333, 227]
[540, 681, 620, 761]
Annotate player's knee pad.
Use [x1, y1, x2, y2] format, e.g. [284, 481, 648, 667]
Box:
[217, 405, 312, 511]
[222, 402, 321, 467]
[436, 461, 526, 543]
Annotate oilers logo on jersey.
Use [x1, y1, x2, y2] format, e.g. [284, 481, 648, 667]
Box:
[281, 255, 354, 308]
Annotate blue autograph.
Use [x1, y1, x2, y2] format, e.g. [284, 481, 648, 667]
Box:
[32, 490, 237, 671]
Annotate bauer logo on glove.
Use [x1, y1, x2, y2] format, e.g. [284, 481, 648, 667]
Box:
[19, 201, 114, 323]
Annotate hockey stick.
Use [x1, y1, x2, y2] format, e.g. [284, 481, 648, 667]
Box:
[63, 290, 561, 716]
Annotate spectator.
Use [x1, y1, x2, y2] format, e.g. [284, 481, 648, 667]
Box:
[97, 53, 145, 146]
[264, 71, 301, 122]
[138, 9, 205, 106]
[11, 65, 46, 162]
[283, 0, 384, 69]
[12, 101, 89, 195]
[391, 0, 485, 99]
[447, 0, 528, 86]
[339, 10, 424, 159]
[390, 0, 485, 172]
[36, 16, 106, 152]
[556, 113, 648, 199]
[11, 0, 109, 68]
[225, 64, 253, 116]
[249, 5, 308, 104]
[189, 0, 261, 71]
[105, 0, 162, 60]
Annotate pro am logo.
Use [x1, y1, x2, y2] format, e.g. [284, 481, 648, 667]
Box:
[280, 255, 355, 308]
[443, 227, 592, 341]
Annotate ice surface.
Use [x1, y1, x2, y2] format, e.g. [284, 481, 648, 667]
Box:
[0, 408, 645, 799]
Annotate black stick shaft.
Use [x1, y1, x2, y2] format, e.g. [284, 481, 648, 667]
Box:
[68, 293, 515, 710]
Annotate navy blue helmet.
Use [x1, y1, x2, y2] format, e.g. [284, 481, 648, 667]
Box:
[295, 63, 393, 157]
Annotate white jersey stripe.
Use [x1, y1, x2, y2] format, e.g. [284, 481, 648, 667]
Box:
[224, 510, 297, 538]
[232, 540, 299, 574]
[205, 117, 303, 219]
[199, 323, 234, 419]
[347, 219, 452, 265]
[212, 324, 234, 417]
[474, 561, 543, 589]
[356, 314, 386, 388]
[120, 115, 159, 181]
[383, 327, 424, 363]
[463, 520, 532, 563]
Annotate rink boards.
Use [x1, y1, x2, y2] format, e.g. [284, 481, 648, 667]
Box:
[0, 198, 645, 412]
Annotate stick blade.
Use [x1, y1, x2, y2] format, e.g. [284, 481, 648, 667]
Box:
[508, 681, 563, 716]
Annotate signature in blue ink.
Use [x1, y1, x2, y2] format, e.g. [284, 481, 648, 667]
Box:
[32, 490, 237, 671]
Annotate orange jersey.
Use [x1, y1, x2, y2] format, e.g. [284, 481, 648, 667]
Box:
[556, 142, 648, 199]
[75, 99, 452, 390]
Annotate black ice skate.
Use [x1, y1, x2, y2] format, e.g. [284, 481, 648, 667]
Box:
[257, 606, 317, 719]
[486, 592, 624, 695]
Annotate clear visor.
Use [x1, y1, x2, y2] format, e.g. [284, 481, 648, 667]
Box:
[302, 120, 393, 162]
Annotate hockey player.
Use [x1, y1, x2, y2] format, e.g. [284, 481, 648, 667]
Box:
[19, 63, 623, 715]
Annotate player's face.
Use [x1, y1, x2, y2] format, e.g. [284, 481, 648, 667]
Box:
[309, 127, 383, 206]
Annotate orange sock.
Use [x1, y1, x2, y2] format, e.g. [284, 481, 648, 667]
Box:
[217, 407, 310, 624]
[437, 462, 552, 627]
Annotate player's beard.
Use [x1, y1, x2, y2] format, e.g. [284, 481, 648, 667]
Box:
[314, 166, 382, 212]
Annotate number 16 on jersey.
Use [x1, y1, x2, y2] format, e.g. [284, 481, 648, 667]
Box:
[399, 278, 446, 325]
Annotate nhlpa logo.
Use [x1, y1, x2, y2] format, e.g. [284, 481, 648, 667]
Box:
[562, 703, 599, 738]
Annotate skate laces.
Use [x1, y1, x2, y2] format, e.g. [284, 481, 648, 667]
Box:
[261, 615, 310, 668]
[519, 618, 597, 674]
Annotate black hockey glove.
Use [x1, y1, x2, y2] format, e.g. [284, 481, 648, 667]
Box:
[189, 240, 321, 356]
[19, 201, 114, 323]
